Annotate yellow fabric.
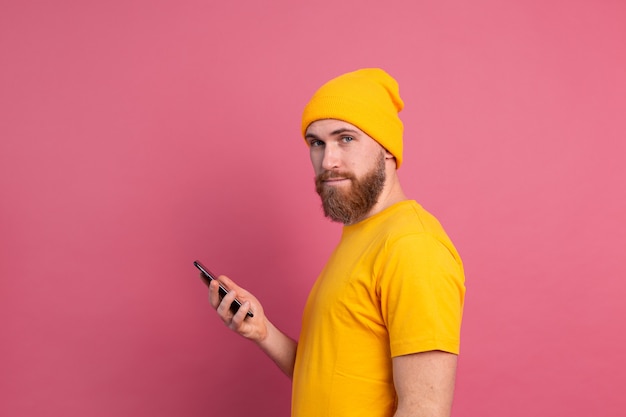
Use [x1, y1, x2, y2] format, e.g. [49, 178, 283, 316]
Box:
[291, 201, 465, 417]
[301, 68, 405, 168]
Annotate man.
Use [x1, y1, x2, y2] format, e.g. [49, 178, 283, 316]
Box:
[207, 68, 466, 417]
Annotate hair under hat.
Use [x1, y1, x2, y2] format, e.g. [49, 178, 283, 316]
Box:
[301, 68, 405, 168]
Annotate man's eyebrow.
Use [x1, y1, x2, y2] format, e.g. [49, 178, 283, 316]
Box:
[304, 132, 320, 141]
[305, 128, 360, 141]
[330, 128, 360, 136]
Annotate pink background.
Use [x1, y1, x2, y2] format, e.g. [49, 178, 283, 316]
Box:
[2, 1, 625, 416]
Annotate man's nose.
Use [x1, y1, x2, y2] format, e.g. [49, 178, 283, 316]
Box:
[321, 146, 340, 170]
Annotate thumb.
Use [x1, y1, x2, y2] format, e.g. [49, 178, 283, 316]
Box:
[217, 274, 238, 291]
[218, 274, 253, 299]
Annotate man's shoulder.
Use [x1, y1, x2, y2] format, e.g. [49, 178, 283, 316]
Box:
[375, 201, 461, 257]
[378, 200, 445, 234]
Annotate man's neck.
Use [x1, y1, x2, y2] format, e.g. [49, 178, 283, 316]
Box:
[349, 171, 407, 225]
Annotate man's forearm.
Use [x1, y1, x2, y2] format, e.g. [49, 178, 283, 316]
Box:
[255, 319, 298, 378]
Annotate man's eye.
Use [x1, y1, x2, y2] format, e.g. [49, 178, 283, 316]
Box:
[342, 136, 354, 143]
[310, 140, 324, 147]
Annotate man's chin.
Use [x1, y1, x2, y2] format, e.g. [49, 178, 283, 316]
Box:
[320, 181, 352, 194]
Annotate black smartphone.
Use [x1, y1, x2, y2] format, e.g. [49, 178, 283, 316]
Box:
[193, 260, 254, 318]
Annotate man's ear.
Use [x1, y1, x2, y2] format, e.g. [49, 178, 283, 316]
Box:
[383, 150, 398, 170]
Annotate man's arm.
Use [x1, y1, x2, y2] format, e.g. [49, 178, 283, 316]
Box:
[392, 350, 458, 417]
[208, 275, 297, 378]
[254, 319, 298, 378]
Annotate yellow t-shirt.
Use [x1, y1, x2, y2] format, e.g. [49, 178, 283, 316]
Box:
[291, 201, 465, 417]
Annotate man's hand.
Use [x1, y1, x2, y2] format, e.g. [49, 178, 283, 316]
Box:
[204, 274, 297, 378]
[207, 274, 267, 342]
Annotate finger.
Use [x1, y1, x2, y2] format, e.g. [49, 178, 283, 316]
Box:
[217, 287, 238, 318]
[230, 300, 253, 326]
[207, 280, 222, 309]
[217, 274, 238, 292]
[218, 275, 252, 300]
[225, 298, 252, 331]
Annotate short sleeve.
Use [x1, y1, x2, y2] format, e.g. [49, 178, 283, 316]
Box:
[378, 233, 465, 357]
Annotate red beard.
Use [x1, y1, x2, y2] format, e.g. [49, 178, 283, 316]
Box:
[315, 153, 386, 224]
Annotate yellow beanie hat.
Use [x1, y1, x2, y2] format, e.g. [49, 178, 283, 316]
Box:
[301, 68, 405, 168]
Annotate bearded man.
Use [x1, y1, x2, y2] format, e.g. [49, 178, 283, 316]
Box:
[206, 68, 466, 417]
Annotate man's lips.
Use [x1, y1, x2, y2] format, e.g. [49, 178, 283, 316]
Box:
[323, 177, 350, 185]
[317, 171, 354, 187]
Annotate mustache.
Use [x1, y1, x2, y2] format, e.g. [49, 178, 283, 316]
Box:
[316, 170, 356, 182]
